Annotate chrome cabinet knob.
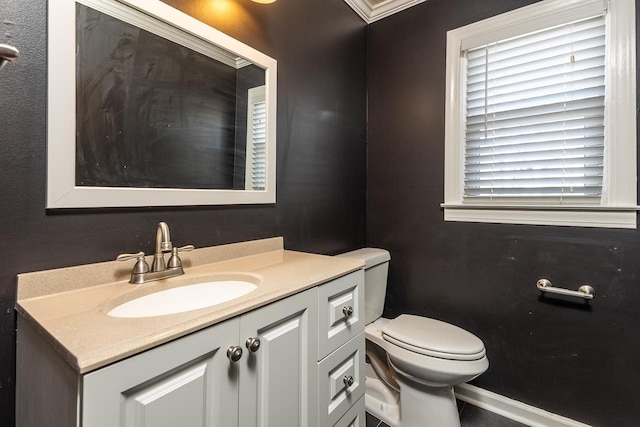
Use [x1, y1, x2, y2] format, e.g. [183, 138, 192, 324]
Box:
[227, 346, 243, 362]
[342, 306, 354, 317]
[246, 337, 261, 353]
[343, 375, 354, 388]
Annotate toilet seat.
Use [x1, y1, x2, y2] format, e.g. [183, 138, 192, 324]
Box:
[382, 315, 486, 361]
[365, 317, 489, 398]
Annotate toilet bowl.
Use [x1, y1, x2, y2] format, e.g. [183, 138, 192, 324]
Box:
[337, 249, 489, 427]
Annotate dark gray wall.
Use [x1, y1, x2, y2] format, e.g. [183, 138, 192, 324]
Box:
[367, 0, 640, 426]
[0, 0, 366, 423]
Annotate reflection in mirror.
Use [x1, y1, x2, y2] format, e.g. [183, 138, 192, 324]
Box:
[75, 3, 266, 191]
[47, 0, 276, 208]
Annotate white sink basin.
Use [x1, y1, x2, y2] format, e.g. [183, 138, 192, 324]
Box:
[107, 280, 258, 318]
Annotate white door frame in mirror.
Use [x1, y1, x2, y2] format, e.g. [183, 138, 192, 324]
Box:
[47, 0, 277, 208]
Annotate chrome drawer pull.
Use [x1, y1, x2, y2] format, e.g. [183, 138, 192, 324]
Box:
[342, 306, 354, 317]
[343, 375, 354, 388]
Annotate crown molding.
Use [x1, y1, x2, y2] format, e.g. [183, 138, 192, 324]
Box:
[344, 0, 428, 23]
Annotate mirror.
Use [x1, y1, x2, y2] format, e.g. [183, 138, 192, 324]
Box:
[47, 0, 277, 208]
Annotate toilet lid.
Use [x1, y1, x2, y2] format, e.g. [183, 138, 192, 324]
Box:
[382, 315, 486, 361]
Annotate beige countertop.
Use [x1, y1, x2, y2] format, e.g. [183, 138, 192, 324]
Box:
[16, 237, 364, 374]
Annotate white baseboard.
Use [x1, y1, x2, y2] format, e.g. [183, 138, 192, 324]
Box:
[454, 383, 591, 427]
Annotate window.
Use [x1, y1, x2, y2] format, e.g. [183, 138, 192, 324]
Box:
[443, 0, 637, 228]
[246, 86, 267, 190]
[465, 16, 605, 201]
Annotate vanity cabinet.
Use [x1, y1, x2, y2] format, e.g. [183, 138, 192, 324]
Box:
[17, 287, 319, 427]
[17, 268, 367, 427]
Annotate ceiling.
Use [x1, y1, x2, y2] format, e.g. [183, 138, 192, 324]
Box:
[343, 0, 428, 23]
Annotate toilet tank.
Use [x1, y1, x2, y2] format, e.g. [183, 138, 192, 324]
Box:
[336, 248, 391, 324]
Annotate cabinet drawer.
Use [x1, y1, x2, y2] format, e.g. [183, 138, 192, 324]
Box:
[318, 332, 365, 427]
[333, 395, 365, 427]
[318, 270, 364, 360]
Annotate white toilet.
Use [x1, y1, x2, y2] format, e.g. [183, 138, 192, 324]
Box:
[337, 248, 488, 427]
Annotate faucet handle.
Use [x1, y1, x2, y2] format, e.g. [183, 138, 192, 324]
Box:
[167, 245, 195, 269]
[116, 251, 150, 274]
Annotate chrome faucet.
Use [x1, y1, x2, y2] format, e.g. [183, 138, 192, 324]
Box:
[117, 222, 194, 284]
[152, 221, 172, 272]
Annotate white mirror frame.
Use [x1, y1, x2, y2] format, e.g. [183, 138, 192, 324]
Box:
[47, 0, 277, 208]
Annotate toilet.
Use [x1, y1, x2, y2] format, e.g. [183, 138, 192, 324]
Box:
[337, 248, 488, 427]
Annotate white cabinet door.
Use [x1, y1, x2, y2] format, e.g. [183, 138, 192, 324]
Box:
[238, 288, 319, 427]
[82, 318, 240, 427]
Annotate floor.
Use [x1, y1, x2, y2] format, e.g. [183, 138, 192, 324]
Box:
[365, 400, 528, 427]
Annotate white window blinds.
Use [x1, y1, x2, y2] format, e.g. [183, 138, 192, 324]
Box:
[463, 15, 606, 202]
[246, 86, 267, 190]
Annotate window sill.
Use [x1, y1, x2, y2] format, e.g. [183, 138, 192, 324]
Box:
[442, 204, 638, 228]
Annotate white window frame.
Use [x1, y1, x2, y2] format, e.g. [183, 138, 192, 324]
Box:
[443, 0, 637, 228]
